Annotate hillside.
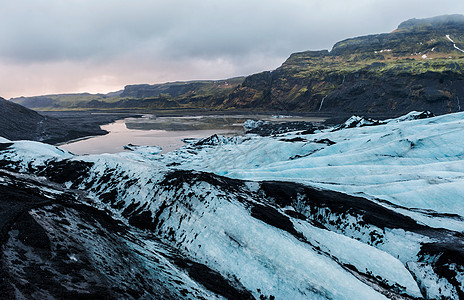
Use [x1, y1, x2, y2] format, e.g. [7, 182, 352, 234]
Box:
[0, 97, 127, 144]
[11, 78, 244, 111]
[10, 14, 464, 116]
[0, 97, 79, 143]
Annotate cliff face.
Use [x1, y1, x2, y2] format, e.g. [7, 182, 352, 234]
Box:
[225, 15, 464, 115]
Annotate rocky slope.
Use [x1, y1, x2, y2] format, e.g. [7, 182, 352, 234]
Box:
[0, 97, 110, 144]
[0, 168, 252, 299]
[1, 110, 464, 298]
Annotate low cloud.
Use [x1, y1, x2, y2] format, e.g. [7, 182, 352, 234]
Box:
[1, 0, 463, 98]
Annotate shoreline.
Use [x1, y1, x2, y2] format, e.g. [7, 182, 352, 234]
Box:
[41, 108, 401, 146]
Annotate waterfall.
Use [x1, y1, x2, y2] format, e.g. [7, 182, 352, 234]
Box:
[318, 96, 327, 111]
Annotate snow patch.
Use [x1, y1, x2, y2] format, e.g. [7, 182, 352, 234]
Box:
[68, 254, 78, 262]
[374, 49, 392, 54]
[446, 34, 455, 43]
[445, 34, 464, 53]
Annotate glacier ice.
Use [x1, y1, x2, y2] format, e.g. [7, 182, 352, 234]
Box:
[1, 111, 464, 298]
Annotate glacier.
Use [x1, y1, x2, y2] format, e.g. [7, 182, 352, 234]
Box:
[1, 111, 464, 299]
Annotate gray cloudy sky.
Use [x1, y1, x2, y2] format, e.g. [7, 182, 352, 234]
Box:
[1, 0, 463, 99]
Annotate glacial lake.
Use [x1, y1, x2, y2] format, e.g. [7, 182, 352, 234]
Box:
[60, 114, 325, 155]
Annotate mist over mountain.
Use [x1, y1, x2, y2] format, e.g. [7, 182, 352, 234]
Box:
[10, 15, 464, 117]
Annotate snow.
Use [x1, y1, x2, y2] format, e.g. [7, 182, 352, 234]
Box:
[3, 111, 464, 223]
[454, 44, 464, 53]
[374, 49, 392, 54]
[294, 221, 422, 297]
[0, 140, 73, 170]
[4, 111, 463, 225]
[446, 34, 455, 43]
[179, 200, 389, 299]
[332, 115, 382, 129]
[445, 34, 464, 53]
[123, 144, 162, 155]
[68, 254, 78, 262]
[407, 262, 458, 299]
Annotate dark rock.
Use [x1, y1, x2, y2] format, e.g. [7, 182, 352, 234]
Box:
[194, 134, 223, 146]
[280, 137, 307, 142]
[0, 97, 68, 143]
[284, 209, 307, 220]
[159, 170, 246, 195]
[313, 138, 336, 145]
[246, 121, 319, 136]
[37, 160, 94, 185]
[0, 143, 13, 151]
[422, 87, 450, 102]
[259, 180, 426, 232]
[0, 99, 127, 145]
[251, 204, 299, 236]
[128, 210, 155, 230]
[172, 257, 254, 300]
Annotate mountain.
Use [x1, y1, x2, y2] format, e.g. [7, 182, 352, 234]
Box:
[226, 15, 464, 114]
[1, 110, 464, 298]
[11, 78, 244, 111]
[9, 15, 464, 116]
[11, 92, 123, 110]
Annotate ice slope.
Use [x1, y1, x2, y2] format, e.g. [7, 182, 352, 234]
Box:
[177, 112, 464, 220]
[0, 169, 232, 299]
[1, 111, 464, 298]
[0, 146, 422, 298]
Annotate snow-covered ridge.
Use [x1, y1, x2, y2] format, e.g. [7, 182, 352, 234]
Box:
[1, 111, 464, 298]
[325, 111, 433, 132]
[182, 111, 463, 219]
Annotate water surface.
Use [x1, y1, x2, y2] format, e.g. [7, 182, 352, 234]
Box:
[60, 114, 325, 155]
